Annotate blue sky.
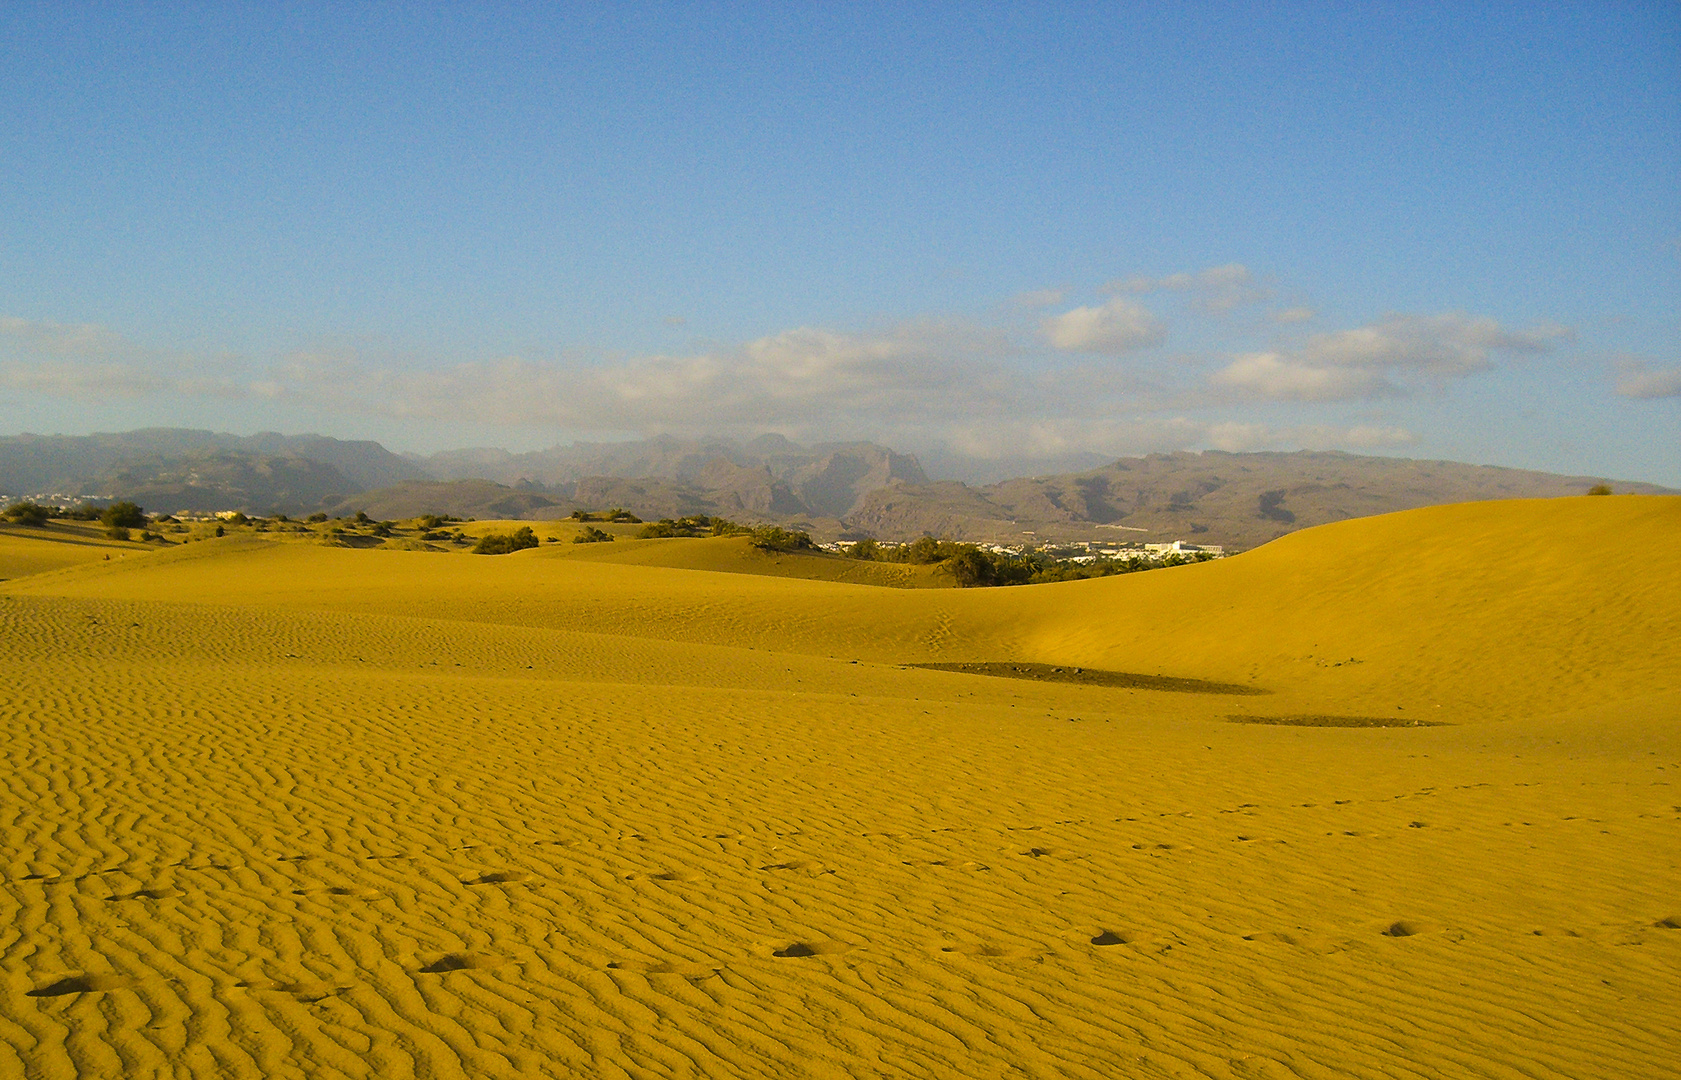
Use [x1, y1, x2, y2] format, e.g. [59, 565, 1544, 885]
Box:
[2, 3, 1676, 483]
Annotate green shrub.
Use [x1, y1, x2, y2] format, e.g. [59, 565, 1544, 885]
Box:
[748, 526, 815, 552]
[472, 526, 540, 555]
[1587, 484, 1613, 496]
[106, 526, 131, 541]
[844, 538, 883, 560]
[574, 526, 615, 544]
[306, 512, 328, 523]
[3, 501, 51, 526]
[942, 547, 998, 587]
[65, 503, 102, 521]
[100, 501, 146, 529]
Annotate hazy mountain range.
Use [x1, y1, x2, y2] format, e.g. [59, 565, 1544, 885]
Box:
[1, 428, 1671, 550]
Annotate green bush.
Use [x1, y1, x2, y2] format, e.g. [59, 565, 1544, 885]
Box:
[637, 515, 744, 539]
[572, 508, 644, 524]
[106, 526, 131, 541]
[306, 512, 329, 523]
[1587, 484, 1613, 496]
[3, 501, 51, 526]
[573, 526, 615, 544]
[100, 501, 146, 529]
[472, 526, 540, 555]
[64, 503, 102, 521]
[844, 538, 883, 560]
[748, 526, 815, 552]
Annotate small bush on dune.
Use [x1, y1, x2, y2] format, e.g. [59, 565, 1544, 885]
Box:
[637, 515, 744, 539]
[1587, 484, 1613, 496]
[844, 538, 883, 560]
[473, 526, 540, 555]
[306, 512, 328, 523]
[100, 501, 147, 530]
[573, 526, 615, 544]
[748, 526, 815, 553]
[106, 526, 130, 541]
[572, 508, 644, 524]
[3, 501, 52, 526]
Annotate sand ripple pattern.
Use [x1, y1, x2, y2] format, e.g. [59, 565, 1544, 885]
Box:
[1, 575, 1678, 1076]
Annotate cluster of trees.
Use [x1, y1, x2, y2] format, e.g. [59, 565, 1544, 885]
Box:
[2, 501, 52, 525]
[573, 526, 614, 544]
[637, 515, 746, 539]
[633, 514, 816, 552]
[747, 525, 816, 552]
[572, 508, 642, 523]
[3, 499, 150, 539]
[472, 526, 540, 555]
[842, 536, 1212, 587]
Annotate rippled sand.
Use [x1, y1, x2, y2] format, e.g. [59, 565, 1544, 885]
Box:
[1, 497, 1677, 1078]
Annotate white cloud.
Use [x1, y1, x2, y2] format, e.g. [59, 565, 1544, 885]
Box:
[1210, 353, 1395, 402]
[1205, 421, 1417, 452]
[1104, 263, 1271, 313]
[1615, 362, 1681, 399]
[1042, 298, 1165, 354]
[272, 322, 1038, 433]
[1271, 306, 1316, 324]
[1298, 312, 1569, 375]
[1209, 311, 1572, 403]
[0, 316, 251, 401]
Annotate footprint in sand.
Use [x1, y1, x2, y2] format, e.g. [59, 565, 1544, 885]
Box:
[294, 886, 380, 899]
[773, 940, 854, 958]
[940, 943, 1033, 959]
[607, 959, 720, 978]
[649, 869, 702, 882]
[27, 974, 139, 997]
[419, 953, 511, 973]
[463, 871, 531, 885]
[903, 859, 991, 871]
[105, 886, 184, 902]
[237, 979, 348, 1002]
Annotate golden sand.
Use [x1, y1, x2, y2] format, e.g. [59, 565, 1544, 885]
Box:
[1, 497, 1677, 1078]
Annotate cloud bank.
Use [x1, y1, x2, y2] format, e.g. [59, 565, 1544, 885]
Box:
[1615, 362, 1681, 399]
[2, 280, 1580, 468]
[1211, 313, 1572, 402]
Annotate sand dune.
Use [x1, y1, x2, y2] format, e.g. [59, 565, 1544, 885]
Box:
[1, 497, 1676, 1077]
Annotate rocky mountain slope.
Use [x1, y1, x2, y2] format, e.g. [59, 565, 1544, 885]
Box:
[3, 430, 1670, 549]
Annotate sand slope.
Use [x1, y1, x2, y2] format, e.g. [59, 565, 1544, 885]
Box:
[0, 523, 141, 582]
[0, 497, 1676, 1078]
